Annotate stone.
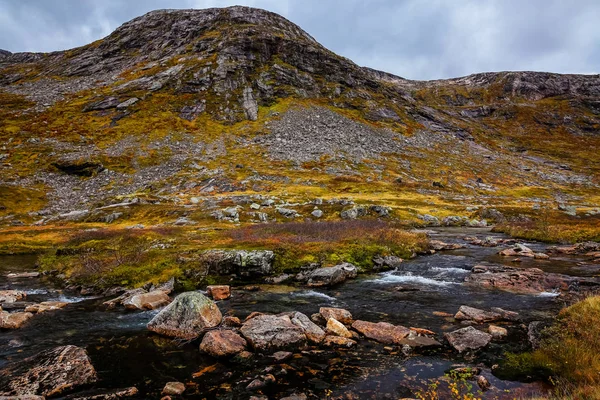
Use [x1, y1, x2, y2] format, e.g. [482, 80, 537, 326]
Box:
[0, 290, 26, 304]
[488, 325, 508, 340]
[476, 375, 491, 391]
[201, 250, 274, 277]
[429, 240, 466, 251]
[489, 307, 520, 322]
[240, 314, 306, 352]
[272, 351, 293, 362]
[310, 209, 323, 218]
[61, 386, 139, 399]
[351, 320, 410, 344]
[454, 306, 502, 323]
[279, 394, 308, 400]
[322, 336, 357, 348]
[528, 321, 551, 350]
[116, 97, 139, 109]
[103, 288, 147, 309]
[499, 244, 535, 257]
[372, 255, 403, 271]
[319, 307, 353, 325]
[24, 301, 68, 314]
[465, 265, 585, 295]
[444, 326, 492, 353]
[277, 208, 298, 218]
[206, 285, 231, 301]
[0, 312, 34, 329]
[289, 312, 326, 343]
[147, 292, 222, 339]
[199, 330, 247, 357]
[0, 345, 96, 397]
[340, 206, 367, 219]
[6, 272, 39, 279]
[326, 318, 352, 338]
[222, 316, 242, 327]
[162, 382, 186, 396]
[306, 263, 357, 287]
[123, 291, 170, 310]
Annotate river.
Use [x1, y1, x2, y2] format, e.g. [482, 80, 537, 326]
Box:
[1, 228, 594, 399]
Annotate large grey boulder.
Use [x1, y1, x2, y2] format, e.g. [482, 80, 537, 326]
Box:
[0, 345, 97, 397]
[147, 292, 222, 339]
[201, 249, 274, 277]
[444, 326, 492, 353]
[240, 315, 306, 352]
[306, 263, 357, 287]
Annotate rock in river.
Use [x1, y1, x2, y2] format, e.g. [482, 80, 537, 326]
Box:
[289, 312, 326, 344]
[124, 290, 170, 310]
[319, 307, 353, 325]
[306, 263, 357, 287]
[351, 320, 410, 344]
[0, 311, 34, 329]
[24, 301, 68, 314]
[200, 330, 247, 357]
[0, 345, 97, 397]
[147, 292, 222, 339]
[206, 285, 231, 301]
[240, 314, 306, 352]
[444, 326, 492, 353]
[454, 305, 502, 323]
[0, 290, 26, 304]
[326, 318, 352, 338]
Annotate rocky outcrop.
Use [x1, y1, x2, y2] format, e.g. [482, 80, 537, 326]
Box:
[0, 345, 97, 397]
[200, 250, 274, 277]
[351, 320, 410, 344]
[147, 292, 222, 339]
[199, 329, 247, 357]
[444, 326, 492, 353]
[240, 314, 306, 352]
[305, 263, 357, 287]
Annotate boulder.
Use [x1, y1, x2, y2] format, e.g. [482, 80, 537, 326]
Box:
[201, 250, 274, 277]
[0, 290, 26, 304]
[323, 336, 357, 348]
[488, 325, 508, 340]
[444, 326, 492, 353]
[306, 263, 357, 287]
[147, 292, 222, 339]
[498, 244, 535, 257]
[340, 206, 367, 219]
[199, 330, 247, 357]
[240, 315, 306, 352]
[289, 312, 326, 343]
[206, 285, 231, 301]
[430, 240, 466, 251]
[103, 288, 146, 309]
[0, 312, 33, 329]
[351, 320, 410, 344]
[162, 382, 186, 396]
[465, 265, 582, 294]
[0, 345, 96, 397]
[454, 306, 502, 323]
[24, 301, 68, 314]
[326, 318, 352, 338]
[123, 290, 170, 310]
[319, 307, 353, 325]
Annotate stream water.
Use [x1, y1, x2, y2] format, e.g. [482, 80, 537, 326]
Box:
[1, 228, 596, 399]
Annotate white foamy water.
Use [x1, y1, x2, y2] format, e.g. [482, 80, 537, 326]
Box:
[368, 272, 455, 286]
[431, 267, 470, 274]
[293, 290, 337, 301]
[24, 288, 49, 295]
[538, 290, 560, 298]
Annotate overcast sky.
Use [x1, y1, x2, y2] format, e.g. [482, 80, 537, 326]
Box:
[0, 0, 598, 80]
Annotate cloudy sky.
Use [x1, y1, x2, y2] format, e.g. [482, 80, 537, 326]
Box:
[0, 0, 598, 80]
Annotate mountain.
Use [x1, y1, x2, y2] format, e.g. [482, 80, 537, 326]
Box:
[1, 6, 599, 227]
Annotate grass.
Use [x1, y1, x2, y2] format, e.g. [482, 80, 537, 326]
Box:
[500, 296, 600, 400]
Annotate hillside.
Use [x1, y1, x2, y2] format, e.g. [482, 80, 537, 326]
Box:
[0, 5, 599, 236]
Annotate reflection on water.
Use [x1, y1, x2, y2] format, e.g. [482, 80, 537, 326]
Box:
[0, 228, 578, 398]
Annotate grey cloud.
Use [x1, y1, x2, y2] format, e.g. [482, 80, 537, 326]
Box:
[0, 0, 598, 80]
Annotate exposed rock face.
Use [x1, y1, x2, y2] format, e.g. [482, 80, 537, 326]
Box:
[351, 320, 410, 344]
[201, 250, 274, 277]
[199, 329, 247, 357]
[147, 292, 222, 339]
[444, 326, 492, 353]
[0, 345, 97, 397]
[306, 263, 357, 287]
[240, 314, 306, 352]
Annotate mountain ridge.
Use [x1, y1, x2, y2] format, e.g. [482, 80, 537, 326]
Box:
[0, 6, 599, 229]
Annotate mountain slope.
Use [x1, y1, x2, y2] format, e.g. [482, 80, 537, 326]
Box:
[0, 6, 599, 228]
